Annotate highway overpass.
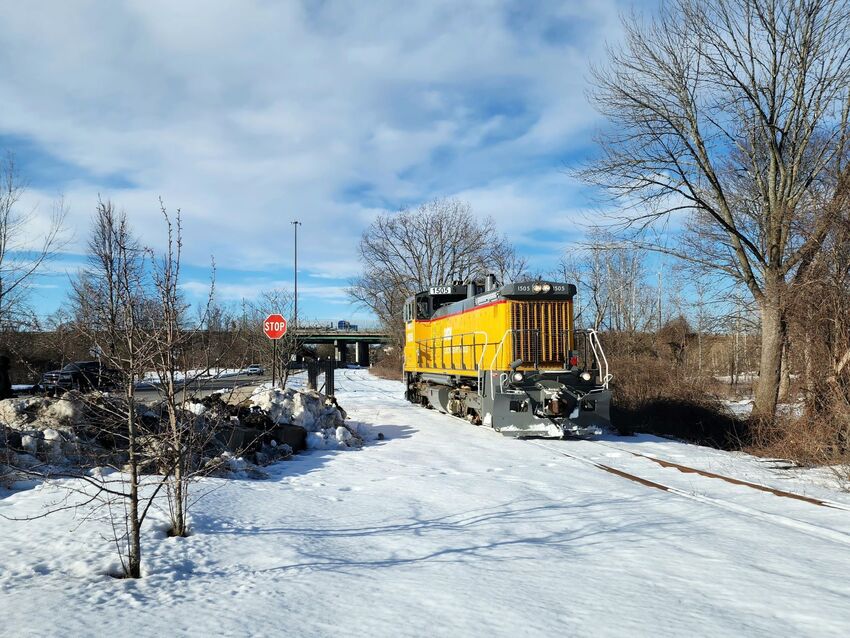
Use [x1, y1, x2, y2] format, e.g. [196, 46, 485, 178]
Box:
[293, 327, 390, 366]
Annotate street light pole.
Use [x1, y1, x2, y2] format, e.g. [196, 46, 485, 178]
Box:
[291, 220, 301, 329]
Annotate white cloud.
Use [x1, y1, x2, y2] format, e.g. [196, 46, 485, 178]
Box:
[0, 0, 631, 313]
[181, 279, 347, 303]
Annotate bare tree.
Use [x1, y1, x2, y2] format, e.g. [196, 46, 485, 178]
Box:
[103, 213, 156, 578]
[349, 198, 523, 348]
[488, 235, 529, 283]
[554, 249, 608, 331]
[148, 203, 194, 538]
[8, 197, 236, 576]
[145, 200, 234, 538]
[555, 232, 656, 335]
[581, 0, 850, 419]
[70, 199, 135, 359]
[15, 204, 156, 579]
[0, 154, 67, 326]
[602, 245, 656, 335]
[790, 185, 850, 415]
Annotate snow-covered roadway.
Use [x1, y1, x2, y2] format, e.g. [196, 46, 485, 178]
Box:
[2, 368, 850, 637]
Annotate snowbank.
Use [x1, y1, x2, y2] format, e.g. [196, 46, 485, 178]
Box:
[0, 382, 371, 489]
[0, 393, 96, 470]
[0, 393, 84, 431]
[249, 386, 370, 449]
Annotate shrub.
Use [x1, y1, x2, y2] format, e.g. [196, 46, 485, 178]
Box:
[609, 355, 747, 449]
[369, 352, 403, 381]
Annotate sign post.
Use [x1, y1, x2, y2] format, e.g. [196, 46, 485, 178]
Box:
[263, 313, 288, 386]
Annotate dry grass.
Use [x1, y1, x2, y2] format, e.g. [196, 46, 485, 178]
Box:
[746, 408, 850, 477]
[609, 355, 748, 449]
[369, 355, 403, 381]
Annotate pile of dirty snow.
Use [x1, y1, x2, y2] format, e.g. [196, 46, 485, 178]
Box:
[0, 393, 88, 473]
[249, 386, 370, 449]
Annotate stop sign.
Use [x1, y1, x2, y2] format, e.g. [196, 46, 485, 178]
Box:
[263, 314, 288, 340]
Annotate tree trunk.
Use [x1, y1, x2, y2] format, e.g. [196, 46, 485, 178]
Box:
[126, 390, 142, 578]
[168, 403, 188, 537]
[803, 327, 817, 415]
[173, 464, 186, 536]
[778, 342, 791, 402]
[753, 291, 786, 420]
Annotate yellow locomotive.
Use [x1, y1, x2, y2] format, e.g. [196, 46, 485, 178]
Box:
[403, 275, 612, 438]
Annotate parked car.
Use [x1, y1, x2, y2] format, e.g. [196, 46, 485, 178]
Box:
[40, 361, 121, 394]
[245, 364, 265, 376]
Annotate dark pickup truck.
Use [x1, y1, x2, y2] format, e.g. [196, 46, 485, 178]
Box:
[40, 361, 121, 394]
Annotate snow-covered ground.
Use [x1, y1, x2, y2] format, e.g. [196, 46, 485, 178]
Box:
[723, 398, 754, 417]
[715, 372, 759, 384]
[722, 397, 805, 419]
[2, 369, 850, 636]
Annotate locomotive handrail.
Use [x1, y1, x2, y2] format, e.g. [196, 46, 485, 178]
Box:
[587, 329, 612, 389]
[487, 329, 514, 370]
[475, 329, 512, 395]
[415, 331, 492, 373]
[487, 329, 526, 396]
[413, 330, 505, 396]
[415, 326, 595, 395]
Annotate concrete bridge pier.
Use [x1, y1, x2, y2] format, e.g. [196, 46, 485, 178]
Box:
[354, 342, 370, 367]
[334, 339, 349, 365]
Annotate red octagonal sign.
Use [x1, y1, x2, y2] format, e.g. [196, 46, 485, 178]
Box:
[263, 314, 288, 340]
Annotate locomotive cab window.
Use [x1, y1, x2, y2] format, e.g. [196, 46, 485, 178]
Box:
[416, 297, 431, 320]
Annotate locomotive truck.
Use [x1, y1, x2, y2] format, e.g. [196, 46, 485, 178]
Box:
[403, 275, 612, 438]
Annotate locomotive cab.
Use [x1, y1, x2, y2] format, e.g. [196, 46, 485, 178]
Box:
[403, 277, 612, 438]
[406, 284, 467, 321]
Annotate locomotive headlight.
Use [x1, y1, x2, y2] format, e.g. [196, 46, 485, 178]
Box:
[541, 283, 552, 293]
[532, 282, 543, 293]
[512, 371, 524, 383]
[580, 371, 592, 381]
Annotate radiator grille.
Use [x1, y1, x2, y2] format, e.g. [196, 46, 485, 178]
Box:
[510, 301, 573, 366]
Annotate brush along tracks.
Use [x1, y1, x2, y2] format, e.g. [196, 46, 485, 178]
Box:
[527, 439, 850, 547]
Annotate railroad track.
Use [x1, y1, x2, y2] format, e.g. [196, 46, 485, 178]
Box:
[583, 439, 850, 511]
[337, 369, 402, 400]
[338, 371, 850, 544]
[527, 439, 850, 547]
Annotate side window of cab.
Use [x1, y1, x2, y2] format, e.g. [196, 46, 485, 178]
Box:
[416, 299, 430, 320]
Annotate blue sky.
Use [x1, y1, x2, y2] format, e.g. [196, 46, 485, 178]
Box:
[0, 0, 651, 325]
